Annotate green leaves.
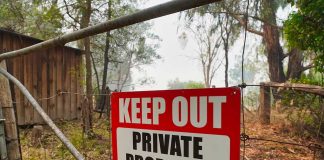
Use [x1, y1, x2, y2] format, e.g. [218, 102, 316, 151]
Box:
[0, 0, 63, 39]
[284, 0, 324, 72]
[167, 78, 205, 89]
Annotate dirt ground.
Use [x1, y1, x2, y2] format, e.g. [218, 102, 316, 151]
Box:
[19, 112, 323, 160]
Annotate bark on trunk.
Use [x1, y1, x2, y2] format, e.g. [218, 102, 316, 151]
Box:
[287, 48, 304, 80]
[80, 0, 93, 136]
[0, 61, 21, 160]
[98, 0, 112, 112]
[259, 83, 271, 125]
[224, 43, 229, 87]
[219, 13, 230, 87]
[262, 0, 285, 83]
[97, 32, 110, 112]
[99, 87, 111, 118]
[90, 52, 100, 94]
[263, 24, 285, 83]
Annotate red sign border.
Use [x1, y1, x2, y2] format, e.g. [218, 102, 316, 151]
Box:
[111, 88, 241, 160]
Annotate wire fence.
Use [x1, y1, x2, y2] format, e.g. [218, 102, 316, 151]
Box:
[10, 0, 324, 159]
[238, 0, 323, 159]
[15, 89, 112, 160]
[15, 83, 323, 159]
[238, 84, 324, 160]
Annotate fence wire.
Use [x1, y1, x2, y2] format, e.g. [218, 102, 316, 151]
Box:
[14, 85, 323, 159]
[238, 84, 324, 160]
[238, 0, 323, 159]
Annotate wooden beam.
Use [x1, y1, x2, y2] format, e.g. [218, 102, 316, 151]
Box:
[0, 0, 221, 60]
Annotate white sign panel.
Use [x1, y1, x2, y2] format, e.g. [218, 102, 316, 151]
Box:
[117, 128, 230, 160]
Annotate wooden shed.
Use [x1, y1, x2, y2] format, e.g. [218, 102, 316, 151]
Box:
[0, 29, 84, 125]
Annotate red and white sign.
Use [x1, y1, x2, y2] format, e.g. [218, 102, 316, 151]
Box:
[111, 88, 240, 160]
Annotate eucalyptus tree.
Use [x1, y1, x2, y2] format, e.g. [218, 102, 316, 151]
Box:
[168, 78, 205, 89]
[0, 0, 63, 39]
[60, 0, 95, 136]
[182, 0, 240, 87]
[184, 15, 224, 88]
[183, 0, 313, 83]
[62, 0, 161, 112]
[80, 0, 94, 137]
[285, 0, 324, 73]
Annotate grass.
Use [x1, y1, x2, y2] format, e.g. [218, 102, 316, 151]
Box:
[19, 111, 323, 159]
[20, 113, 111, 160]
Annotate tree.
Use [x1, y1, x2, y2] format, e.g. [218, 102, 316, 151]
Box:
[284, 0, 324, 72]
[62, 0, 94, 136]
[97, 0, 112, 114]
[185, 81, 205, 89]
[218, 12, 240, 87]
[79, 0, 94, 137]
[103, 23, 161, 91]
[182, 1, 241, 87]
[167, 78, 205, 89]
[260, 0, 286, 82]
[182, 15, 223, 88]
[0, 0, 63, 39]
[78, 0, 161, 110]
[184, 0, 313, 83]
[167, 78, 186, 89]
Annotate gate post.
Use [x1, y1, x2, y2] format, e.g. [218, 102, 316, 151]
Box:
[259, 82, 271, 125]
[0, 61, 21, 160]
[0, 107, 8, 160]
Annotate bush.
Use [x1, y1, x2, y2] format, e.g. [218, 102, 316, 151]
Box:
[281, 90, 323, 139]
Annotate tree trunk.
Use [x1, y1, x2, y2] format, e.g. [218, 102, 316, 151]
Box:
[219, 13, 230, 87]
[287, 48, 304, 80]
[80, 0, 93, 136]
[90, 52, 100, 94]
[259, 83, 271, 125]
[263, 23, 285, 82]
[97, 32, 110, 112]
[224, 43, 229, 87]
[262, 0, 285, 83]
[99, 87, 111, 118]
[98, 0, 112, 112]
[0, 61, 21, 160]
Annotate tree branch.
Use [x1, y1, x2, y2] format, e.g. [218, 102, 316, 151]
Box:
[0, 0, 222, 60]
[301, 64, 314, 72]
[207, 11, 283, 31]
[228, 12, 264, 36]
[63, 0, 80, 25]
[283, 49, 294, 59]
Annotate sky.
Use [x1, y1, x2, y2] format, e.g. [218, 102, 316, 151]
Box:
[132, 0, 202, 90]
[132, 0, 290, 91]
[133, 0, 231, 90]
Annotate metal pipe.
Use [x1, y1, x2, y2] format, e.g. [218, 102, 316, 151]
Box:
[0, 0, 221, 60]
